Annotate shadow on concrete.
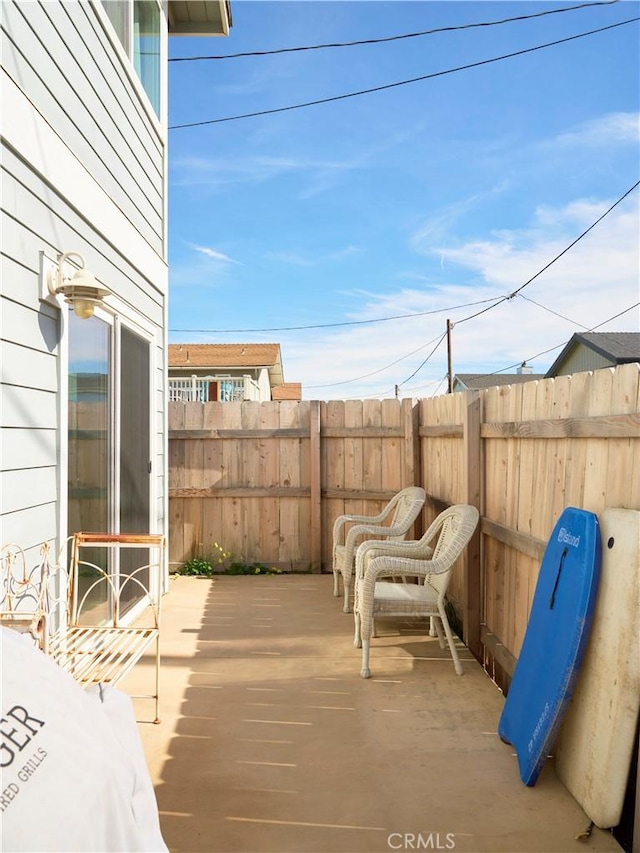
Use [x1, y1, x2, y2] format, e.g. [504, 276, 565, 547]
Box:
[128, 575, 622, 853]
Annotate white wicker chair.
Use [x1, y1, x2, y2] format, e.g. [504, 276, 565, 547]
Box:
[353, 504, 479, 678]
[332, 486, 426, 613]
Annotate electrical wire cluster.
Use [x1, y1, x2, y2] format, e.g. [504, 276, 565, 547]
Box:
[167, 1, 639, 397]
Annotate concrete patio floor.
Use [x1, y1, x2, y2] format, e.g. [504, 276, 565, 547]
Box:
[123, 574, 623, 853]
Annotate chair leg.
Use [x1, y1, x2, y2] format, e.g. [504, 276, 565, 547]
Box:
[439, 608, 463, 676]
[333, 569, 340, 597]
[360, 639, 371, 678]
[432, 617, 447, 650]
[353, 610, 361, 648]
[343, 582, 352, 614]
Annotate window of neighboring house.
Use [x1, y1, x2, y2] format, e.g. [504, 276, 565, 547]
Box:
[68, 309, 152, 619]
[101, 0, 161, 117]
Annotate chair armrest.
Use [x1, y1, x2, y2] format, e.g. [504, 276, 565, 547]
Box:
[343, 523, 402, 566]
[364, 552, 454, 583]
[355, 540, 434, 578]
[332, 509, 391, 548]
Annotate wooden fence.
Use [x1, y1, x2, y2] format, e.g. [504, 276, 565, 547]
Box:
[168, 363, 640, 682]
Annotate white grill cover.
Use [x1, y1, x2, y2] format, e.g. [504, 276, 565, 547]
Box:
[1, 627, 167, 852]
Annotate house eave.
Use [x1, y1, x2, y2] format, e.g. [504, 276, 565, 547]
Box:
[168, 1, 232, 37]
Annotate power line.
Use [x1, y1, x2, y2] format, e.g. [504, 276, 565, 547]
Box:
[516, 294, 591, 329]
[499, 302, 640, 373]
[172, 180, 638, 392]
[169, 18, 638, 129]
[169, 297, 501, 334]
[355, 302, 639, 399]
[452, 181, 640, 328]
[300, 183, 639, 392]
[396, 332, 449, 388]
[169, 1, 620, 62]
[347, 180, 639, 393]
[305, 332, 448, 389]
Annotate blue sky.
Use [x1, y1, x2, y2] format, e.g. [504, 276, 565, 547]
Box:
[167, 1, 639, 399]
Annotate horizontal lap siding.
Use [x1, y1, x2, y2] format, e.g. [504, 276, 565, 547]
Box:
[2, 151, 165, 326]
[2, 0, 163, 252]
[1, 0, 167, 548]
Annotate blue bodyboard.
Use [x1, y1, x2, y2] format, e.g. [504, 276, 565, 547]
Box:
[498, 507, 601, 786]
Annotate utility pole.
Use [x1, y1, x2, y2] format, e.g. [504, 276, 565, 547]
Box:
[446, 319, 453, 393]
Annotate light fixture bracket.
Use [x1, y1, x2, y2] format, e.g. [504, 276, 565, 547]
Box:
[45, 251, 111, 319]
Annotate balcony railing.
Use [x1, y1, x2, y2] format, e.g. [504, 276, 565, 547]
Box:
[168, 375, 261, 403]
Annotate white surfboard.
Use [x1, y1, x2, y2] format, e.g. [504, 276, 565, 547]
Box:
[555, 507, 640, 828]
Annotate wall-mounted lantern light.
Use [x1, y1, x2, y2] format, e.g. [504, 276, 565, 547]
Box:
[47, 251, 111, 319]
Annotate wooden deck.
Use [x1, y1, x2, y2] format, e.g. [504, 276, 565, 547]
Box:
[123, 574, 624, 853]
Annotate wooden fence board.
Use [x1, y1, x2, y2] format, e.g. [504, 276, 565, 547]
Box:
[630, 364, 640, 509]
[564, 372, 590, 513]
[344, 400, 364, 522]
[582, 369, 614, 517]
[513, 381, 539, 657]
[607, 364, 639, 508]
[221, 402, 242, 560]
[202, 402, 223, 560]
[241, 402, 262, 562]
[363, 399, 383, 505]
[259, 400, 281, 566]
[278, 401, 303, 566]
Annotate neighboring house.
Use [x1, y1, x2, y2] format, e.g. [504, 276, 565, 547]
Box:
[545, 332, 640, 377]
[452, 364, 544, 393]
[168, 343, 302, 401]
[1, 3, 231, 561]
[272, 383, 303, 401]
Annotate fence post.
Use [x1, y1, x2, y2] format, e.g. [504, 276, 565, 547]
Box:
[403, 398, 423, 537]
[463, 390, 482, 659]
[309, 400, 322, 572]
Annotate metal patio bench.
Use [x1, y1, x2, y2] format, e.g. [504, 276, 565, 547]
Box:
[1, 533, 165, 723]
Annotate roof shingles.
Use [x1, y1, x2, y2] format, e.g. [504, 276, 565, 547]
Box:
[168, 343, 281, 368]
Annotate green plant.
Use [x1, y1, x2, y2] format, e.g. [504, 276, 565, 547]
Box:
[177, 540, 232, 576]
[177, 541, 282, 576]
[210, 541, 232, 567]
[178, 556, 215, 577]
[225, 560, 282, 575]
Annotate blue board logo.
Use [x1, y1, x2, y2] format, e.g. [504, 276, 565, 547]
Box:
[558, 527, 580, 548]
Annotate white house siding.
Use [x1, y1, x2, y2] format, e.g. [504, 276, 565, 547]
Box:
[258, 368, 271, 400]
[0, 0, 168, 555]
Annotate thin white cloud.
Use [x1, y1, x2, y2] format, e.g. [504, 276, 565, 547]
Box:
[172, 152, 359, 192]
[267, 245, 363, 267]
[282, 197, 639, 399]
[552, 112, 640, 148]
[267, 251, 314, 267]
[411, 183, 509, 251]
[189, 244, 241, 265]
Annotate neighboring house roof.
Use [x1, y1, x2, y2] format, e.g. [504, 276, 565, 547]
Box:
[271, 383, 302, 401]
[453, 372, 544, 391]
[168, 1, 232, 36]
[545, 332, 640, 377]
[169, 343, 284, 387]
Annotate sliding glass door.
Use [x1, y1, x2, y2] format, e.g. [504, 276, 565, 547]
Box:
[119, 325, 151, 611]
[68, 311, 152, 618]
